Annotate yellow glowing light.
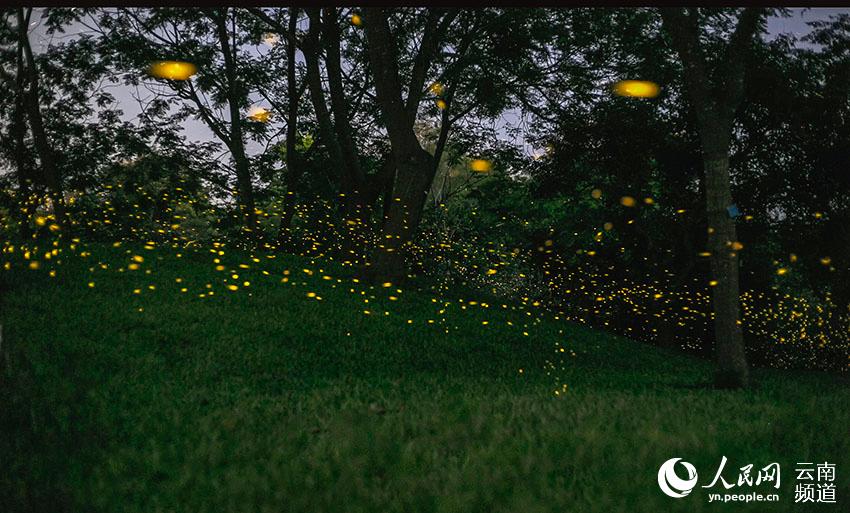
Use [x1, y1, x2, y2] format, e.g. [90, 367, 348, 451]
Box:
[247, 106, 271, 123]
[591, 188, 602, 199]
[603, 222, 613, 231]
[351, 14, 362, 26]
[731, 241, 744, 251]
[429, 82, 444, 96]
[469, 159, 492, 173]
[436, 99, 447, 110]
[620, 196, 636, 207]
[643, 197, 654, 205]
[777, 267, 789, 276]
[612, 80, 660, 98]
[820, 257, 831, 265]
[148, 60, 198, 81]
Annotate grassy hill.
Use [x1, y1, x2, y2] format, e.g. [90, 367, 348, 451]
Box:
[1, 242, 847, 512]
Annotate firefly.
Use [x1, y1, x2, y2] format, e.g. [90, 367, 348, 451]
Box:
[470, 159, 492, 173]
[351, 13, 362, 26]
[148, 60, 198, 81]
[612, 80, 660, 98]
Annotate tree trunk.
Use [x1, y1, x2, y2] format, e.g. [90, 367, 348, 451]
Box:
[660, 7, 763, 388]
[368, 147, 434, 282]
[321, 7, 370, 262]
[214, 9, 257, 233]
[277, 8, 302, 245]
[703, 147, 749, 388]
[18, 8, 67, 232]
[11, 39, 34, 240]
[301, 8, 354, 227]
[362, 8, 438, 283]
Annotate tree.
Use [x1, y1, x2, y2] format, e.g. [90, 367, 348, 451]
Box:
[0, 8, 68, 231]
[277, 8, 302, 243]
[660, 8, 767, 388]
[96, 7, 273, 235]
[250, 7, 384, 258]
[0, 11, 36, 238]
[361, 7, 458, 282]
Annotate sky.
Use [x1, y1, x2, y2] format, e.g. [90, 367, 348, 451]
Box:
[27, 7, 850, 160]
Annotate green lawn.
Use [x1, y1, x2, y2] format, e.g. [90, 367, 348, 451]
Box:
[1, 242, 847, 512]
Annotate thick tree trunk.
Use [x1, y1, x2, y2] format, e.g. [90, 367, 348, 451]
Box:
[362, 8, 439, 283]
[18, 8, 66, 232]
[660, 7, 763, 388]
[703, 146, 749, 387]
[368, 147, 434, 282]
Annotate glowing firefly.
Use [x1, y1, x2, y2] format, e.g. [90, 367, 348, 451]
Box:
[148, 60, 197, 81]
[612, 80, 660, 98]
[351, 14, 362, 26]
[470, 159, 492, 173]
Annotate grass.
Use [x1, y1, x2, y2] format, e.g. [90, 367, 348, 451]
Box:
[1, 241, 848, 512]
